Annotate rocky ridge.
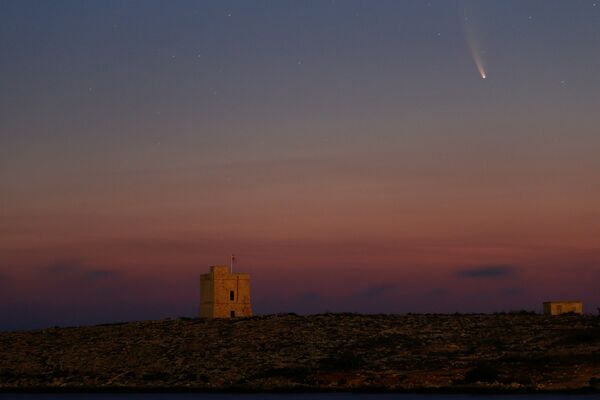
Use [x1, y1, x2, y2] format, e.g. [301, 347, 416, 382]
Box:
[1, 313, 599, 392]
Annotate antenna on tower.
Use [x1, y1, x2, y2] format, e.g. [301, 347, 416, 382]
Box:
[230, 254, 235, 273]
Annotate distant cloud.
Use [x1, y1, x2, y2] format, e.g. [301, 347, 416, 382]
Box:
[501, 287, 522, 296]
[298, 292, 323, 302]
[456, 265, 516, 279]
[85, 269, 118, 280]
[425, 288, 449, 298]
[44, 260, 81, 274]
[357, 283, 398, 298]
[283, 291, 327, 314]
[41, 260, 118, 281]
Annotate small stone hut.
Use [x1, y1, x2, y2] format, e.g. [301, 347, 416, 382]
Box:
[200, 265, 252, 318]
[543, 301, 583, 316]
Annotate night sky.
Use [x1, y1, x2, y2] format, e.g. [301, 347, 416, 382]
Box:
[2, 0, 600, 330]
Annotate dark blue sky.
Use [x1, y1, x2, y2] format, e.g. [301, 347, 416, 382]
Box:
[1, 0, 600, 330]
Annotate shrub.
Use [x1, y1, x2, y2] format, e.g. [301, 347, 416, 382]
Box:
[255, 366, 314, 382]
[508, 310, 537, 316]
[360, 333, 422, 349]
[565, 328, 600, 344]
[141, 371, 170, 381]
[319, 351, 363, 371]
[95, 321, 127, 327]
[464, 363, 499, 383]
[501, 374, 533, 385]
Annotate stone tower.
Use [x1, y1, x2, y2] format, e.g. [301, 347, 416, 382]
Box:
[199, 265, 252, 318]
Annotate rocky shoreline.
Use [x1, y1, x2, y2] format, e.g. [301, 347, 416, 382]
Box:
[1, 314, 599, 392]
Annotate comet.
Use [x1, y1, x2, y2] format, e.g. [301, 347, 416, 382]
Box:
[460, 1, 487, 80]
[466, 30, 487, 79]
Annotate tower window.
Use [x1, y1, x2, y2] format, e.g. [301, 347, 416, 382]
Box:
[230, 310, 236, 318]
[230, 290, 235, 301]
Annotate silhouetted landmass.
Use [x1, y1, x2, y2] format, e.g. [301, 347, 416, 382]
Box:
[1, 314, 599, 392]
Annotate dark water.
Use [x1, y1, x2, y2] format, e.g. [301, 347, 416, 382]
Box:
[0, 394, 598, 400]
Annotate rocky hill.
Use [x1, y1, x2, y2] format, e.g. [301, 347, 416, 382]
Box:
[1, 313, 599, 392]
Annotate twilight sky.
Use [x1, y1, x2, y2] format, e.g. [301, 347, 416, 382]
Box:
[2, 0, 600, 330]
